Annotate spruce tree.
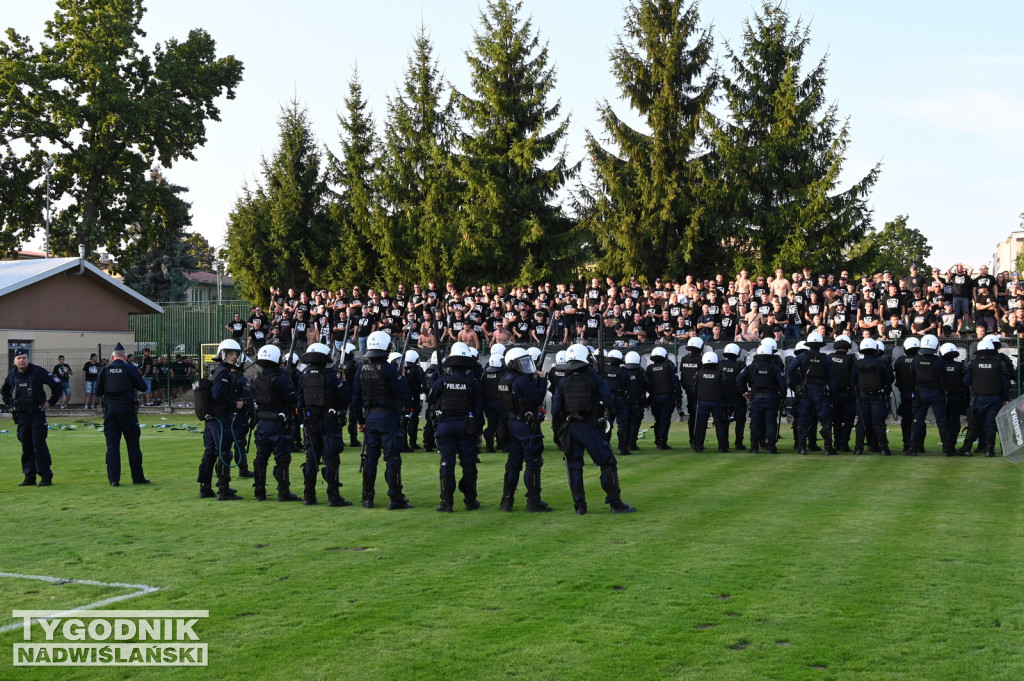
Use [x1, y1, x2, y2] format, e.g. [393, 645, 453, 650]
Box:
[225, 101, 329, 302]
[699, 1, 880, 276]
[584, 0, 718, 281]
[453, 0, 580, 286]
[376, 27, 461, 287]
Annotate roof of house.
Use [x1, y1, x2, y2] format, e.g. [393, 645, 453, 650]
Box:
[183, 269, 234, 286]
[0, 257, 164, 313]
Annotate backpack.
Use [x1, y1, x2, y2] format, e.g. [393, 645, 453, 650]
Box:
[193, 377, 215, 421]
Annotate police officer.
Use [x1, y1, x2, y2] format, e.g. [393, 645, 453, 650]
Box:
[338, 342, 361, 448]
[482, 352, 507, 453]
[2, 347, 63, 486]
[737, 345, 786, 454]
[96, 343, 149, 486]
[427, 343, 484, 512]
[678, 337, 704, 447]
[962, 338, 1011, 457]
[853, 339, 893, 456]
[250, 344, 300, 501]
[421, 350, 441, 453]
[691, 352, 730, 453]
[352, 331, 412, 509]
[786, 331, 836, 455]
[298, 342, 352, 506]
[645, 346, 681, 450]
[828, 335, 858, 452]
[403, 349, 425, 451]
[939, 342, 968, 456]
[910, 334, 953, 456]
[498, 347, 551, 512]
[552, 344, 637, 515]
[198, 339, 249, 500]
[546, 350, 569, 449]
[719, 343, 747, 450]
[229, 357, 256, 479]
[621, 351, 648, 452]
[600, 349, 630, 457]
[892, 337, 920, 454]
[969, 334, 1018, 452]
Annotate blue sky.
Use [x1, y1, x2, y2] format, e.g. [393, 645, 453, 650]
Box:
[5, 0, 1023, 273]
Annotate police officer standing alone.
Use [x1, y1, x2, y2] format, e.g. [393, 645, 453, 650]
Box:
[427, 343, 484, 512]
[96, 343, 150, 486]
[250, 344, 300, 501]
[645, 346, 681, 450]
[962, 337, 1011, 457]
[552, 344, 637, 515]
[2, 347, 63, 486]
[352, 331, 412, 509]
[737, 345, 786, 453]
[498, 347, 551, 512]
[298, 342, 352, 506]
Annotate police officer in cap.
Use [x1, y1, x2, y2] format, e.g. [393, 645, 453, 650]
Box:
[910, 334, 952, 456]
[2, 347, 63, 486]
[691, 351, 731, 453]
[737, 345, 786, 453]
[645, 346, 681, 450]
[298, 342, 352, 506]
[352, 331, 412, 509]
[621, 351, 648, 452]
[892, 337, 920, 454]
[719, 343, 747, 450]
[600, 349, 630, 457]
[251, 344, 300, 501]
[198, 339, 249, 500]
[828, 335, 858, 452]
[853, 339, 893, 456]
[786, 331, 836, 455]
[96, 342, 149, 486]
[497, 347, 551, 511]
[427, 342, 485, 512]
[678, 337, 704, 447]
[552, 344, 637, 515]
[962, 337, 1011, 457]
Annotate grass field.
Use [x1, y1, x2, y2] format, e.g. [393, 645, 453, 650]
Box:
[1, 414, 1023, 681]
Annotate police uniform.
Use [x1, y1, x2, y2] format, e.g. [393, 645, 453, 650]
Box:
[298, 355, 351, 505]
[645, 353, 681, 449]
[621, 359, 648, 451]
[737, 353, 786, 453]
[352, 357, 412, 509]
[719, 353, 747, 450]
[853, 348, 893, 455]
[678, 349, 702, 446]
[497, 367, 550, 511]
[427, 358, 485, 511]
[251, 362, 299, 501]
[962, 348, 1011, 457]
[96, 352, 149, 485]
[551, 359, 637, 515]
[199, 359, 250, 499]
[828, 346, 858, 451]
[910, 349, 950, 455]
[786, 345, 836, 455]
[404, 359, 426, 451]
[892, 350, 917, 453]
[2, 354, 63, 485]
[230, 363, 256, 477]
[421, 359, 441, 452]
[342, 354, 360, 447]
[483, 361, 508, 453]
[600, 357, 630, 456]
[941, 351, 968, 453]
[691, 361, 730, 452]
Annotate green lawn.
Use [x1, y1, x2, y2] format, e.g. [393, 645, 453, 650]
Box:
[1, 415, 1022, 680]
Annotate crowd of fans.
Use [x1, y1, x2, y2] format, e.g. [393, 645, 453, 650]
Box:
[233, 263, 1021, 357]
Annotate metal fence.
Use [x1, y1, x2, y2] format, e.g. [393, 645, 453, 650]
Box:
[129, 300, 252, 360]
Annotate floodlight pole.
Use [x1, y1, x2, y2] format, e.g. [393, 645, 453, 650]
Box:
[44, 157, 54, 258]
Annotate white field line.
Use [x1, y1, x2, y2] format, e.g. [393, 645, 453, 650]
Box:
[0, 572, 160, 634]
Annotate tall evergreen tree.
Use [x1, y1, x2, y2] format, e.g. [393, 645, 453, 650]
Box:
[453, 0, 581, 286]
[225, 101, 330, 303]
[584, 0, 718, 281]
[698, 1, 880, 276]
[322, 71, 379, 289]
[376, 26, 461, 288]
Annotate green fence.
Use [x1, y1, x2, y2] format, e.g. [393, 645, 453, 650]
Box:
[129, 300, 252, 359]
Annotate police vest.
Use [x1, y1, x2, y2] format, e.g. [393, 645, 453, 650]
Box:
[695, 367, 724, 401]
[750, 361, 777, 394]
[829, 353, 854, 391]
[856, 358, 884, 395]
[252, 370, 284, 417]
[679, 355, 701, 392]
[9, 370, 36, 409]
[304, 367, 341, 410]
[359, 360, 392, 407]
[719, 359, 741, 397]
[482, 368, 504, 402]
[601, 364, 624, 395]
[561, 371, 598, 417]
[406, 364, 425, 403]
[623, 367, 645, 401]
[969, 356, 1003, 396]
[548, 366, 567, 395]
[942, 360, 964, 394]
[893, 356, 915, 392]
[438, 374, 474, 415]
[498, 373, 521, 415]
[102, 364, 133, 395]
[646, 361, 673, 395]
[804, 354, 827, 383]
[913, 355, 942, 389]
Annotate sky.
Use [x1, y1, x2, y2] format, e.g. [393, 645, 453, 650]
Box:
[4, 0, 1023, 274]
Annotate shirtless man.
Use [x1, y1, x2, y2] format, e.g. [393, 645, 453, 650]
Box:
[735, 269, 753, 297]
[770, 268, 791, 299]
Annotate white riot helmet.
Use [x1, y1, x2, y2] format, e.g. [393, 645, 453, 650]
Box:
[723, 343, 740, 358]
[565, 343, 590, 369]
[490, 343, 507, 357]
[903, 337, 921, 352]
[217, 338, 243, 364]
[806, 331, 825, 348]
[445, 342, 476, 369]
[505, 347, 535, 374]
[920, 334, 939, 353]
[527, 347, 542, 363]
[939, 342, 959, 359]
[256, 344, 282, 368]
[702, 351, 719, 365]
[468, 346, 479, 358]
[429, 351, 439, 367]
[755, 345, 772, 357]
[686, 337, 704, 352]
[624, 351, 642, 367]
[555, 350, 568, 366]
[302, 342, 332, 365]
[365, 331, 392, 358]
[450, 342, 471, 358]
[793, 340, 808, 355]
[833, 334, 852, 350]
[977, 338, 996, 353]
[607, 349, 624, 363]
[650, 346, 668, 360]
[859, 338, 877, 354]
[487, 353, 503, 369]
[387, 352, 403, 365]
[760, 338, 778, 353]
[405, 349, 420, 365]
[983, 334, 1003, 349]
[340, 342, 357, 361]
